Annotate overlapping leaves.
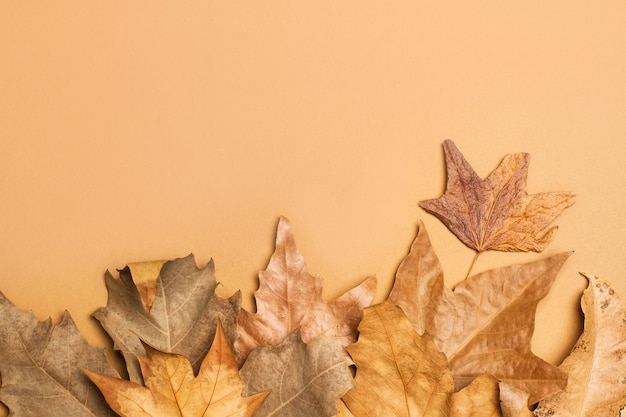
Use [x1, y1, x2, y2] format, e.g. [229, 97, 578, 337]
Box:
[2, 141, 624, 417]
[84, 321, 270, 417]
[236, 216, 376, 364]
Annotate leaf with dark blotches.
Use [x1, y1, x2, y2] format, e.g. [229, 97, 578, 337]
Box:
[0, 292, 118, 416]
[92, 254, 241, 383]
[342, 302, 503, 417]
[387, 221, 570, 404]
[84, 321, 269, 417]
[419, 140, 575, 252]
[236, 217, 376, 365]
[240, 328, 354, 417]
[534, 273, 626, 417]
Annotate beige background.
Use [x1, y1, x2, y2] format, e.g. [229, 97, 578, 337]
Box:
[1, 1, 625, 412]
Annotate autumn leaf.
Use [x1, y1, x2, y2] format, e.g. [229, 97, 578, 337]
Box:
[534, 273, 626, 416]
[342, 302, 503, 417]
[92, 254, 241, 383]
[236, 216, 376, 364]
[240, 328, 354, 417]
[419, 140, 575, 252]
[387, 221, 570, 404]
[84, 321, 269, 417]
[498, 383, 534, 417]
[0, 292, 118, 416]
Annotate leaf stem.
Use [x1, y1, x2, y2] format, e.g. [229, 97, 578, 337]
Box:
[465, 251, 481, 280]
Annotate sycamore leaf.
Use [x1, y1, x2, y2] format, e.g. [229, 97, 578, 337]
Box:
[92, 254, 241, 383]
[342, 302, 503, 417]
[0, 292, 118, 416]
[236, 216, 376, 364]
[419, 140, 575, 252]
[84, 321, 269, 417]
[534, 273, 626, 416]
[387, 221, 570, 404]
[499, 383, 534, 417]
[240, 328, 354, 417]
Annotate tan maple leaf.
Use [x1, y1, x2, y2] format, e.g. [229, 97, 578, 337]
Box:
[387, 221, 570, 404]
[84, 321, 269, 417]
[240, 328, 354, 417]
[419, 140, 575, 252]
[534, 273, 626, 416]
[236, 216, 376, 364]
[342, 302, 503, 417]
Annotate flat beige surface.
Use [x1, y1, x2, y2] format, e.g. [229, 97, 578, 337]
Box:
[0, 1, 625, 410]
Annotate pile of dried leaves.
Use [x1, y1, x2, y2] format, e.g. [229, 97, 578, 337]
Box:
[1, 140, 625, 416]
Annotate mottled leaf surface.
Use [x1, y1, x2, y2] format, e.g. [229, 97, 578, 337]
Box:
[534, 273, 626, 416]
[92, 254, 241, 383]
[387, 222, 570, 403]
[0, 292, 118, 416]
[419, 140, 574, 252]
[85, 321, 269, 417]
[236, 217, 376, 364]
[342, 302, 503, 417]
[240, 328, 353, 417]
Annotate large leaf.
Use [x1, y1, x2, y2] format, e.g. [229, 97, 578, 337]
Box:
[236, 217, 376, 364]
[342, 302, 503, 417]
[0, 292, 118, 416]
[240, 328, 354, 417]
[92, 255, 241, 383]
[534, 273, 626, 416]
[387, 221, 570, 404]
[84, 321, 269, 417]
[419, 140, 575, 252]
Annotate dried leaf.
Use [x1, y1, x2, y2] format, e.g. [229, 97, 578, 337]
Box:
[387, 221, 570, 404]
[236, 216, 376, 364]
[127, 260, 167, 315]
[534, 273, 626, 416]
[342, 302, 503, 417]
[92, 254, 241, 383]
[84, 321, 269, 417]
[498, 383, 533, 417]
[0, 292, 118, 416]
[419, 140, 575, 252]
[240, 328, 354, 417]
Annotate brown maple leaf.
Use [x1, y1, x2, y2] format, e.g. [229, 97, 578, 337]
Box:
[419, 140, 575, 252]
[240, 328, 354, 417]
[387, 221, 570, 404]
[84, 321, 269, 417]
[534, 273, 626, 416]
[342, 302, 503, 417]
[0, 292, 118, 417]
[236, 216, 376, 365]
[92, 254, 241, 383]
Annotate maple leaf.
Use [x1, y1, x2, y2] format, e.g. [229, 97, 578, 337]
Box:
[534, 273, 626, 416]
[84, 321, 269, 417]
[387, 221, 570, 404]
[92, 254, 241, 383]
[0, 292, 118, 416]
[419, 140, 575, 252]
[240, 328, 354, 417]
[342, 302, 503, 417]
[236, 216, 376, 364]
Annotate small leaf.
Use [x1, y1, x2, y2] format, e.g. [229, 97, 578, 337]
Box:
[387, 221, 569, 403]
[127, 260, 167, 315]
[419, 140, 575, 252]
[240, 328, 354, 417]
[0, 292, 118, 416]
[534, 273, 626, 416]
[84, 321, 269, 417]
[92, 254, 241, 383]
[236, 216, 376, 364]
[342, 302, 503, 417]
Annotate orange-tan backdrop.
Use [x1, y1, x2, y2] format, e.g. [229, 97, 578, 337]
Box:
[1, 2, 625, 412]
